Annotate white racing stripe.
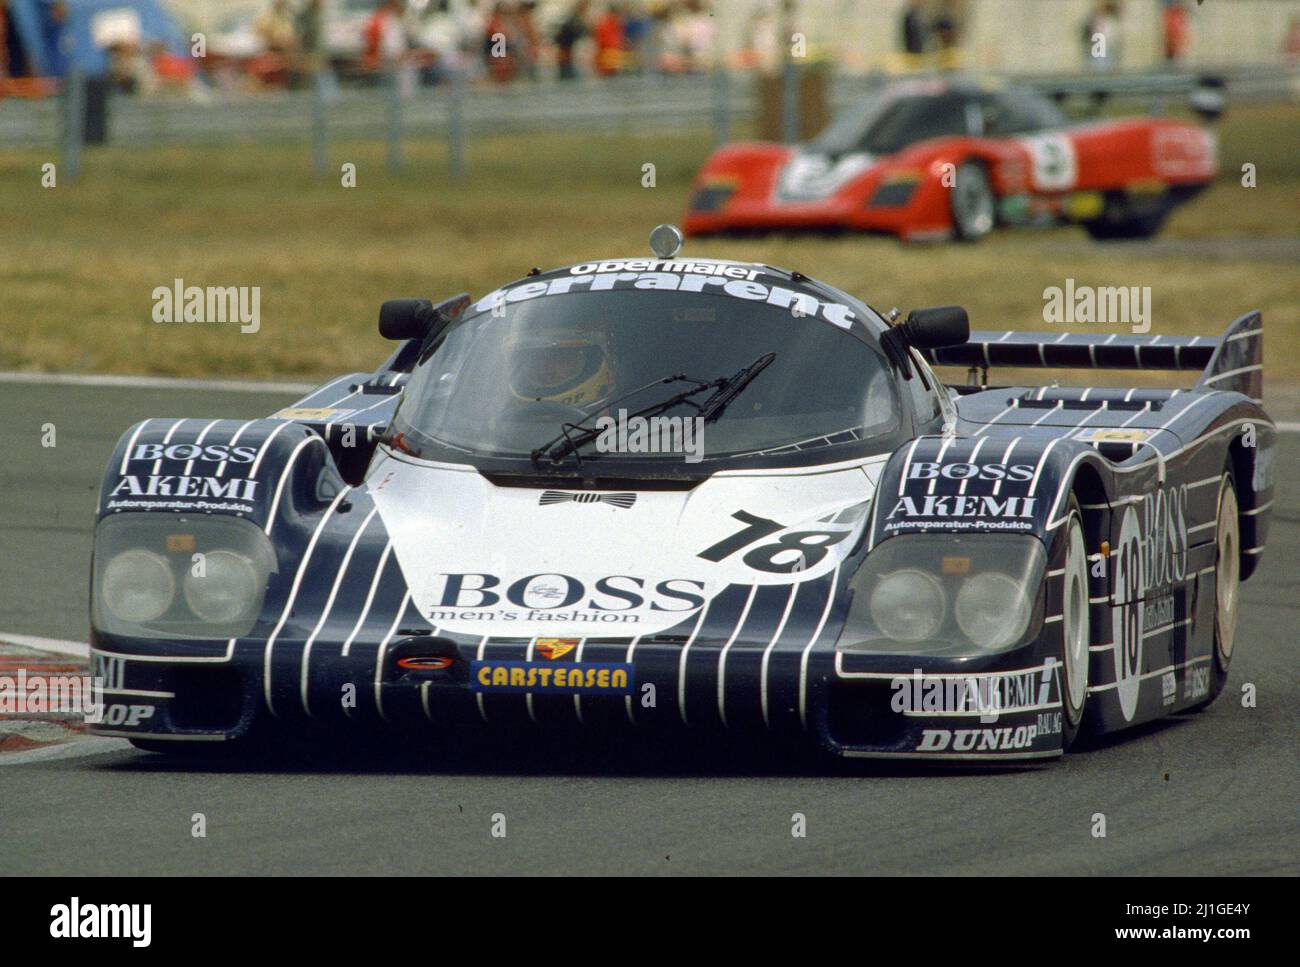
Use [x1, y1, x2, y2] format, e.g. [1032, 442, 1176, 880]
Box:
[300, 506, 379, 716]
[1043, 417, 1274, 527]
[798, 563, 840, 729]
[835, 657, 1060, 680]
[151, 418, 187, 474]
[117, 419, 152, 475]
[247, 419, 294, 479]
[262, 487, 351, 714]
[1030, 400, 1063, 426]
[991, 436, 1022, 496]
[373, 590, 412, 721]
[973, 402, 1016, 436]
[264, 435, 326, 537]
[759, 585, 801, 728]
[715, 586, 759, 727]
[525, 637, 539, 723]
[1027, 438, 1060, 497]
[181, 419, 222, 476]
[1202, 364, 1263, 384]
[957, 436, 988, 494]
[673, 605, 712, 725]
[571, 636, 592, 724]
[321, 390, 363, 440]
[214, 419, 257, 477]
[926, 436, 956, 495]
[477, 635, 493, 722]
[897, 438, 925, 496]
[622, 633, 647, 724]
[340, 542, 393, 658]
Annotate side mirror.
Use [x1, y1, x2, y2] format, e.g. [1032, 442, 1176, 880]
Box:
[900, 305, 969, 349]
[379, 299, 436, 341]
[379, 293, 471, 342]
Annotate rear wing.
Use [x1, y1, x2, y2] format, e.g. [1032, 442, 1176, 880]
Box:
[920, 311, 1263, 403]
[1028, 71, 1227, 122]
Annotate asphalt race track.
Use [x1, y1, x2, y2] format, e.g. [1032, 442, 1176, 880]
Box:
[1, 381, 1296, 875]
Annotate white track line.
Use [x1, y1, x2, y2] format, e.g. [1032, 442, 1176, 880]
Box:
[0, 633, 89, 659]
[0, 371, 315, 394]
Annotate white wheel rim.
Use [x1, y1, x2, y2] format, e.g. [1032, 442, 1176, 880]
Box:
[953, 165, 994, 237]
[1063, 516, 1089, 721]
[1215, 477, 1240, 664]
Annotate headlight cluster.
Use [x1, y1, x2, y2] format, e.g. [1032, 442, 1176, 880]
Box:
[101, 549, 175, 623]
[840, 535, 1047, 656]
[870, 569, 944, 641]
[954, 572, 1034, 651]
[93, 514, 277, 639]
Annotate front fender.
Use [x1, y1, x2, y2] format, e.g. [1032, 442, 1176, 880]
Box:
[98, 417, 339, 534]
[869, 434, 1104, 547]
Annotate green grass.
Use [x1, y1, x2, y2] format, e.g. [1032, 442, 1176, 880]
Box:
[1, 102, 1296, 382]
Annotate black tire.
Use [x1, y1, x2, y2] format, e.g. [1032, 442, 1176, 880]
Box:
[1083, 192, 1170, 240]
[949, 160, 996, 242]
[1188, 461, 1239, 711]
[1056, 495, 1091, 751]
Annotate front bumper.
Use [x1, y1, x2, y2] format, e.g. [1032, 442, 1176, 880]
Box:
[89, 628, 1067, 761]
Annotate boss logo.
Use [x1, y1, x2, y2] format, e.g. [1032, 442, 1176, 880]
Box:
[906, 462, 1035, 482]
[131, 443, 257, 464]
[432, 572, 707, 613]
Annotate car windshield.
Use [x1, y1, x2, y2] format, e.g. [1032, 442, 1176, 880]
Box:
[391, 272, 902, 474]
[811, 92, 969, 156]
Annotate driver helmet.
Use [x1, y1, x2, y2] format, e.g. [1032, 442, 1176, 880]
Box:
[505, 323, 616, 409]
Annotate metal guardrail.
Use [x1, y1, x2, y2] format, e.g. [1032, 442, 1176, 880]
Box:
[1, 64, 1293, 167]
[1, 73, 755, 149]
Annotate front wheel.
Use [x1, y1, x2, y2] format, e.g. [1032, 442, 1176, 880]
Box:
[1082, 192, 1170, 240]
[949, 160, 996, 241]
[1058, 497, 1091, 750]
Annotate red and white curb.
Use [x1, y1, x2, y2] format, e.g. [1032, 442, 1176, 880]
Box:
[0, 633, 130, 764]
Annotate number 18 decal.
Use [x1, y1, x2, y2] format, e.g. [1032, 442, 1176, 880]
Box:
[1112, 506, 1144, 722]
[699, 510, 852, 575]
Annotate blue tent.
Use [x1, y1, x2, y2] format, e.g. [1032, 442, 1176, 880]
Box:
[7, 0, 186, 77]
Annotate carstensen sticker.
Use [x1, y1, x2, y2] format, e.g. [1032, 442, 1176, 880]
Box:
[470, 660, 635, 695]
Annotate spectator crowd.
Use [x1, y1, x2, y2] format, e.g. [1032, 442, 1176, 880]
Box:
[4, 0, 1299, 101]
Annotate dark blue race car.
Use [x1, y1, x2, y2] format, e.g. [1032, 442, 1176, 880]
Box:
[88, 238, 1275, 761]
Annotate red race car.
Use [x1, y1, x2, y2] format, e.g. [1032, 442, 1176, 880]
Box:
[683, 78, 1217, 242]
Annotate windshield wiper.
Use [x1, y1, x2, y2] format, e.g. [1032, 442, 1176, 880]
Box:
[698, 352, 776, 425]
[530, 374, 717, 467]
[530, 353, 777, 467]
